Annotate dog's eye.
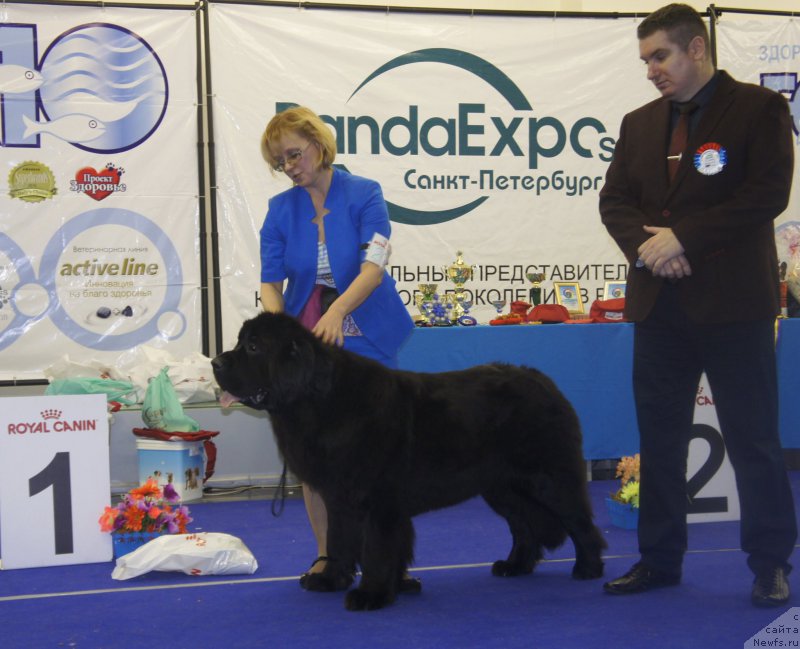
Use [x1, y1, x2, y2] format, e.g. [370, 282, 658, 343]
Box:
[246, 342, 259, 354]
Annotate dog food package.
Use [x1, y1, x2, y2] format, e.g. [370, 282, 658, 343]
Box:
[112, 532, 258, 580]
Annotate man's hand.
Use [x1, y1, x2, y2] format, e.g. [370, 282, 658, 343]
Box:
[638, 226, 692, 278]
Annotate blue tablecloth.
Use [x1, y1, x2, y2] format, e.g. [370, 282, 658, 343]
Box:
[398, 319, 800, 459]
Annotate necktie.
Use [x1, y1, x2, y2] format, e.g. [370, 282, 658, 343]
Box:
[667, 101, 697, 182]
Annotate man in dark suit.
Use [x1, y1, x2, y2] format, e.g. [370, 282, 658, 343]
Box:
[600, 3, 797, 607]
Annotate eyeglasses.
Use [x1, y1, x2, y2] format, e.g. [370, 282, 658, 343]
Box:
[275, 141, 313, 173]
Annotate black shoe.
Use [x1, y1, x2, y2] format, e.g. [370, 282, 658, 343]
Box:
[399, 575, 422, 594]
[299, 556, 356, 591]
[603, 562, 680, 595]
[752, 567, 790, 607]
[299, 556, 328, 589]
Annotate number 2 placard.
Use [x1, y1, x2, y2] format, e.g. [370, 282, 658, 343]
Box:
[687, 374, 741, 524]
[0, 394, 112, 569]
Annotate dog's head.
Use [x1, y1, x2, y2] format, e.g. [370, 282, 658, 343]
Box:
[212, 312, 332, 411]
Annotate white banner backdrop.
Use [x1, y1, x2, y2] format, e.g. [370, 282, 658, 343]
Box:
[0, 5, 202, 381]
[716, 14, 800, 306]
[209, 5, 656, 346]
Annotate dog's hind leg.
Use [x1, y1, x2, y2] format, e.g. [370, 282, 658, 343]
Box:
[549, 497, 606, 580]
[482, 485, 561, 577]
[531, 473, 606, 580]
[344, 511, 414, 611]
[565, 516, 606, 580]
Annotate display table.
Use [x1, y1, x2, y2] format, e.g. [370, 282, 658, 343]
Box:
[398, 319, 800, 459]
[397, 322, 637, 459]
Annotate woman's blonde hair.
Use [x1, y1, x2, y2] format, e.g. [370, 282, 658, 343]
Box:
[261, 106, 337, 172]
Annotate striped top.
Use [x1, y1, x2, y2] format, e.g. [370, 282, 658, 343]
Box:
[317, 241, 362, 336]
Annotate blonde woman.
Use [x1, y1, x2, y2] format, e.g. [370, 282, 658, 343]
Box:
[259, 106, 416, 592]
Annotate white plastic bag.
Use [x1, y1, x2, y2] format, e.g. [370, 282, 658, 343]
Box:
[45, 346, 218, 405]
[111, 533, 258, 580]
[116, 346, 217, 404]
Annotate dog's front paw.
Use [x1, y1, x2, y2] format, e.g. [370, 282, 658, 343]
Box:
[572, 560, 604, 580]
[491, 559, 534, 577]
[344, 588, 395, 611]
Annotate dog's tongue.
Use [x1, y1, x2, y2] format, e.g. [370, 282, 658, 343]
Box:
[218, 391, 241, 408]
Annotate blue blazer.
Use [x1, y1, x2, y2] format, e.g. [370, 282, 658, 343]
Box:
[260, 167, 413, 357]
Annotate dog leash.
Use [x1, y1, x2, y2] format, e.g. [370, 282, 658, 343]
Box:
[271, 462, 288, 517]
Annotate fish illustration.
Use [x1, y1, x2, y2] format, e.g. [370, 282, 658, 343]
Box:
[23, 114, 107, 144]
[50, 90, 148, 123]
[0, 64, 44, 94]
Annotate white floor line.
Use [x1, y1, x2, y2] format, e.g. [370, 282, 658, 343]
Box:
[0, 546, 757, 604]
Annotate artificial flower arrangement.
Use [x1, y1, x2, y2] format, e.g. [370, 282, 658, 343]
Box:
[611, 454, 640, 509]
[99, 478, 192, 535]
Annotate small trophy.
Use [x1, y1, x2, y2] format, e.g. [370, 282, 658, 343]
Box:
[443, 251, 476, 323]
[414, 283, 438, 326]
[526, 271, 545, 306]
[490, 299, 507, 315]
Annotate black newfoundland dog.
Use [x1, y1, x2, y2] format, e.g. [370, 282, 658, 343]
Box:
[212, 312, 605, 611]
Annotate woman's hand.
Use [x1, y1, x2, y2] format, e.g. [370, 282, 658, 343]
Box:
[312, 307, 346, 347]
[311, 261, 384, 346]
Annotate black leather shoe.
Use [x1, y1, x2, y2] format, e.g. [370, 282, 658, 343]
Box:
[399, 575, 422, 594]
[603, 562, 680, 595]
[752, 567, 790, 607]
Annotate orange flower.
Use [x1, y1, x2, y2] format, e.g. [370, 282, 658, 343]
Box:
[98, 506, 118, 533]
[174, 509, 190, 534]
[122, 507, 145, 532]
[615, 454, 640, 486]
[130, 478, 162, 500]
[100, 478, 191, 535]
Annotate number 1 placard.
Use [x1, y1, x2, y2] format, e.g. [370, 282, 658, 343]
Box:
[0, 394, 112, 569]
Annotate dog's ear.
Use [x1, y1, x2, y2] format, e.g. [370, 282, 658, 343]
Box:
[303, 340, 333, 398]
[264, 335, 333, 407]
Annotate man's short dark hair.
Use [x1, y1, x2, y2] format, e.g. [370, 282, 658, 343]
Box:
[637, 3, 709, 51]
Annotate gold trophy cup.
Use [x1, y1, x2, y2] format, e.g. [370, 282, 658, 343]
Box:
[443, 251, 475, 322]
[526, 271, 545, 306]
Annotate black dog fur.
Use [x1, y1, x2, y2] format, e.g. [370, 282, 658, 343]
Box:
[212, 312, 606, 611]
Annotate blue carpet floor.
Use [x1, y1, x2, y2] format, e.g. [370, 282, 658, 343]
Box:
[1, 474, 799, 649]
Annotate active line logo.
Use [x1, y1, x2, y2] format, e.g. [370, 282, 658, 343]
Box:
[278, 48, 616, 225]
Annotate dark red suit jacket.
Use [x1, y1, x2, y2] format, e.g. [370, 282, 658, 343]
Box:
[600, 70, 794, 323]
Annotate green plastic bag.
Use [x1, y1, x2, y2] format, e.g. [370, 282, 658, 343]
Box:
[45, 376, 137, 405]
[142, 367, 200, 432]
